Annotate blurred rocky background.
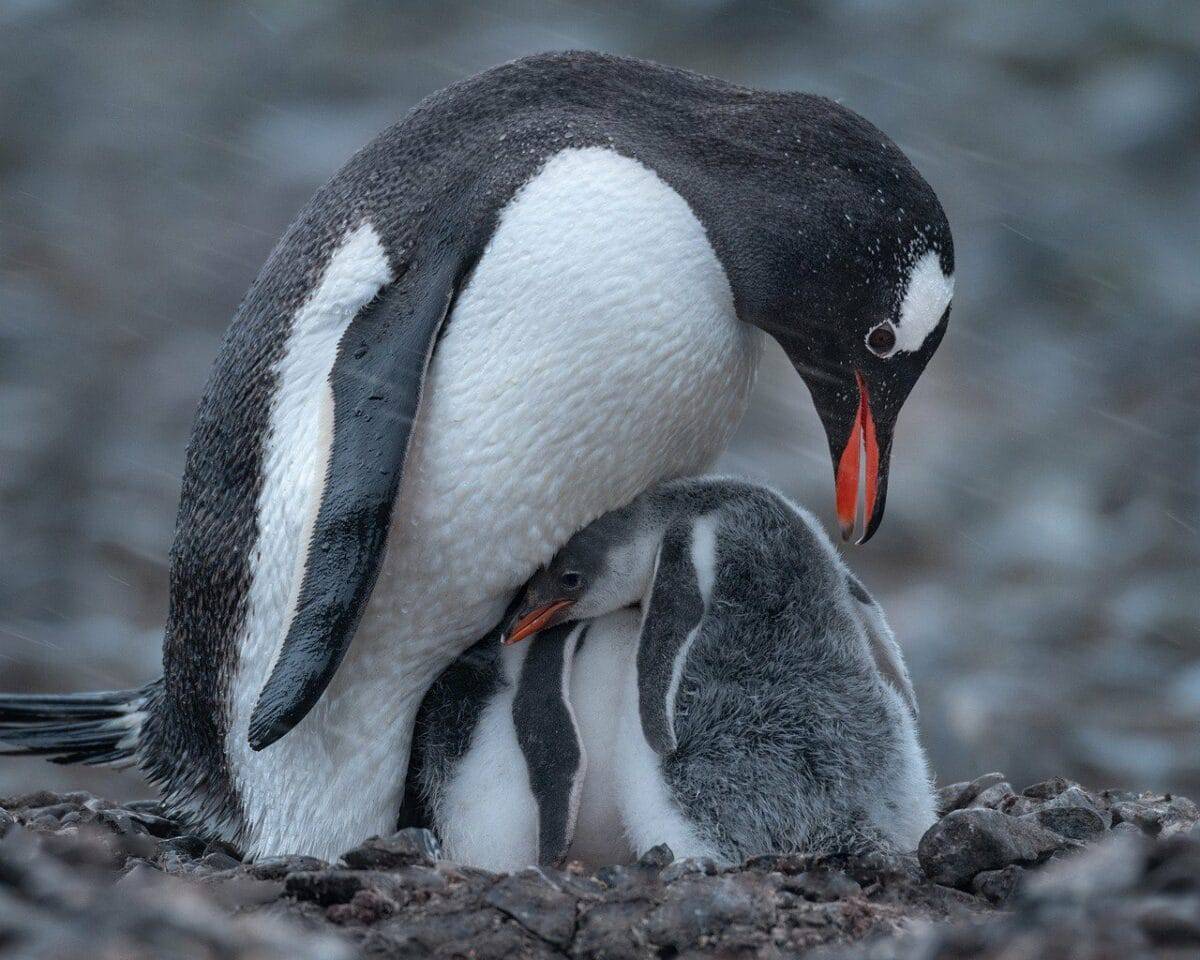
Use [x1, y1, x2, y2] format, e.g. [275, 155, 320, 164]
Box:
[0, 0, 1197, 802]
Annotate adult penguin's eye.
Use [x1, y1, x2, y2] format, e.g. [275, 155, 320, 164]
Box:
[559, 571, 583, 591]
[866, 322, 897, 356]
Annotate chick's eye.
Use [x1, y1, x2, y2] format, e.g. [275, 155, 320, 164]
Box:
[866, 322, 897, 356]
[559, 571, 583, 591]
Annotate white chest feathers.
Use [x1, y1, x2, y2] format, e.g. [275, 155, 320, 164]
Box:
[398, 146, 762, 597]
[228, 146, 762, 860]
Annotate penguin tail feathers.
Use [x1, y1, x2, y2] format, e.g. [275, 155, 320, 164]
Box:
[0, 682, 157, 768]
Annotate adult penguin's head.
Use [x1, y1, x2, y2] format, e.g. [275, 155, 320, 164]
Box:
[699, 94, 954, 542]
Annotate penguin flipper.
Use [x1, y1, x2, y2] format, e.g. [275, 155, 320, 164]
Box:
[636, 520, 706, 756]
[845, 573, 918, 716]
[248, 248, 468, 752]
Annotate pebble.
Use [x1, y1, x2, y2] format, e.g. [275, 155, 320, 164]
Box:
[284, 868, 407, 907]
[660, 856, 720, 882]
[935, 772, 1007, 816]
[1021, 777, 1075, 801]
[1028, 804, 1108, 842]
[1110, 794, 1200, 837]
[783, 867, 863, 901]
[969, 781, 1017, 810]
[918, 807, 1073, 888]
[340, 827, 440, 869]
[247, 854, 329, 880]
[484, 870, 578, 947]
[971, 864, 1023, 904]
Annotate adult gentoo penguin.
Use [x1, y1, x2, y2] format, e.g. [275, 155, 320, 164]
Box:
[409, 477, 933, 870]
[0, 52, 953, 859]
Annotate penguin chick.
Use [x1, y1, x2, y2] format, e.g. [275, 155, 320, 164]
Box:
[503, 477, 936, 862]
[402, 610, 640, 872]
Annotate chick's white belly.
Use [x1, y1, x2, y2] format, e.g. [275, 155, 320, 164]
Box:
[439, 607, 701, 871]
[565, 609, 644, 865]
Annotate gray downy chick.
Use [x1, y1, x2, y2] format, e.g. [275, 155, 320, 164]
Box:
[406, 477, 933, 869]
[501, 476, 935, 863]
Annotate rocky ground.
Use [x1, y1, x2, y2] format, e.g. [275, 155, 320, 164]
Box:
[2, 774, 1198, 959]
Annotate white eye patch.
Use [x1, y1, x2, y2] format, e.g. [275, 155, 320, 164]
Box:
[887, 250, 954, 355]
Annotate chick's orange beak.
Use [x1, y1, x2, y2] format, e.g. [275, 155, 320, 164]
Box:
[835, 371, 880, 544]
[502, 599, 575, 646]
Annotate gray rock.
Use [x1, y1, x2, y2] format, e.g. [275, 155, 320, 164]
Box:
[484, 870, 578, 947]
[783, 867, 863, 901]
[637, 842, 675, 871]
[123, 799, 168, 816]
[1109, 794, 1200, 837]
[247, 854, 328, 880]
[660, 856, 720, 882]
[971, 865, 1023, 904]
[839, 849, 928, 890]
[388, 862, 448, 894]
[194, 849, 241, 873]
[284, 868, 407, 907]
[969, 781, 1017, 810]
[1042, 785, 1112, 820]
[1022, 777, 1076, 801]
[340, 826, 440, 869]
[1027, 804, 1108, 842]
[593, 862, 649, 891]
[159, 834, 208, 859]
[936, 772, 1008, 816]
[919, 808, 1074, 888]
[325, 886, 400, 926]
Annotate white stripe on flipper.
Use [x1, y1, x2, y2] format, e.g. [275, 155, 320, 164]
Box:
[662, 513, 718, 744]
[689, 513, 719, 601]
[566, 608, 641, 864]
[851, 588, 918, 717]
[229, 221, 393, 855]
[894, 250, 953, 354]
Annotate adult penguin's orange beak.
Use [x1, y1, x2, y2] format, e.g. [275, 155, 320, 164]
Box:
[834, 371, 888, 544]
[798, 363, 896, 545]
